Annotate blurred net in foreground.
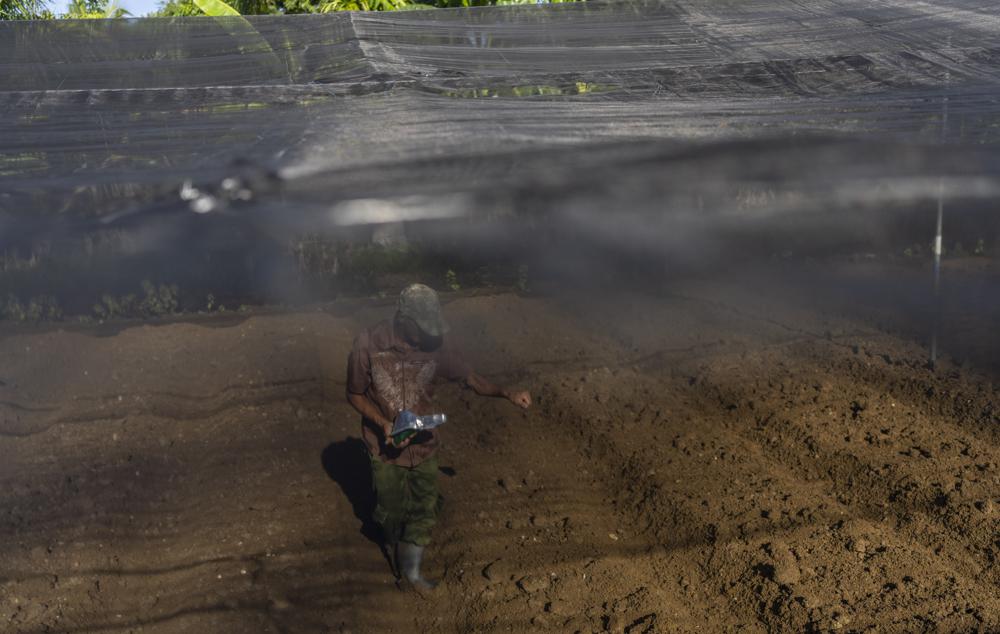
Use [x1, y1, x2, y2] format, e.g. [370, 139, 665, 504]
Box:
[0, 1, 999, 329]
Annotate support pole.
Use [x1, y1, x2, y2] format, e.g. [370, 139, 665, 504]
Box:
[930, 67, 950, 370]
[930, 181, 943, 368]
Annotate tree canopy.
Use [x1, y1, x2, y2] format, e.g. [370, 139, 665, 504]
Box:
[1, 0, 53, 18]
[161, 0, 579, 18]
[0, 0, 578, 19]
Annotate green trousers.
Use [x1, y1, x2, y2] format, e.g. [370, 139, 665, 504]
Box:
[369, 453, 439, 547]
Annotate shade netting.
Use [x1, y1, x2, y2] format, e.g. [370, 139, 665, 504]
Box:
[1, 0, 999, 256]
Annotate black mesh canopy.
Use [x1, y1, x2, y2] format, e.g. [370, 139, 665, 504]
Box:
[2, 0, 1000, 251]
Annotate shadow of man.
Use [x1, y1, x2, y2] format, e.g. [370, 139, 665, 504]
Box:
[320, 437, 396, 577]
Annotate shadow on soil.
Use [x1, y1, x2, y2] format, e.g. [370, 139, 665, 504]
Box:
[320, 437, 395, 576]
[319, 436, 461, 583]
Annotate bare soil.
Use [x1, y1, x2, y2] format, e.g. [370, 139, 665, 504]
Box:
[1, 263, 998, 633]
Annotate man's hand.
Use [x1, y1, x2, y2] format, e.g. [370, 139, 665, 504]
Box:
[468, 373, 532, 409]
[382, 422, 413, 449]
[506, 390, 532, 409]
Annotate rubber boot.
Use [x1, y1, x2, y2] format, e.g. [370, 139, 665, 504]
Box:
[396, 542, 438, 593]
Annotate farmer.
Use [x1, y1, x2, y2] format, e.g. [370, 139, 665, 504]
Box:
[346, 283, 532, 591]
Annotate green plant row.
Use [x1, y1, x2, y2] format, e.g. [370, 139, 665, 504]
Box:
[903, 238, 987, 259]
[0, 240, 538, 323]
[92, 280, 179, 320]
[1, 294, 63, 322]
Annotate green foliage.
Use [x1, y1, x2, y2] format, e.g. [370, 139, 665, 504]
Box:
[433, 0, 579, 6]
[445, 269, 460, 291]
[93, 280, 179, 321]
[444, 82, 613, 99]
[292, 235, 340, 277]
[1, 294, 63, 323]
[93, 293, 135, 320]
[203, 293, 230, 312]
[63, 0, 129, 17]
[157, 0, 282, 16]
[193, 0, 239, 14]
[332, 243, 438, 293]
[155, 0, 581, 17]
[0, 0, 54, 19]
[2, 0, 581, 20]
[141, 280, 180, 315]
[319, 0, 412, 11]
[274, 0, 314, 12]
[1, 0, 129, 19]
[156, 0, 200, 15]
[974, 238, 986, 256]
[345, 244, 420, 275]
[153, 0, 282, 15]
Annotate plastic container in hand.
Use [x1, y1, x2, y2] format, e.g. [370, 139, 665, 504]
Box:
[392, 410, 447, 443]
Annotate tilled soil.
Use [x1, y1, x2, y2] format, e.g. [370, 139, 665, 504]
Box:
[0, 264, 998, 633]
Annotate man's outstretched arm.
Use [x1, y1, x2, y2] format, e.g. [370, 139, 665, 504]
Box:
[466, 372, 532, 409]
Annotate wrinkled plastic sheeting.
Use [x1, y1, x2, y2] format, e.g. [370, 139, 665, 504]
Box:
[1, 0, 1000, 249]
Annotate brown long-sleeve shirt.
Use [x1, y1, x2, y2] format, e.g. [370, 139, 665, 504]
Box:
[346, 319, 471, 467]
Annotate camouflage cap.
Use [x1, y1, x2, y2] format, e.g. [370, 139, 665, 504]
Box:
[398, 283, 449, 336]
